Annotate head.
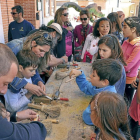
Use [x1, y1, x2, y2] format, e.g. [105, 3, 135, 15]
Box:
[11, 5, 23, 21]
[97, 34, 126, 65]
[16, 50, 40, 79]
[93, 18, 111, 38]
[117, 11, 125, 23]
[90, 91, 132, 140]
[107, 12, 122, 32]
[90, 59, 122, 87]
[0, 43, 18, 95]
[54, 7, 68, 26]
[80, 9, 90, 27]
[23, 30, 52, 58]
[123, 16, 140, 38]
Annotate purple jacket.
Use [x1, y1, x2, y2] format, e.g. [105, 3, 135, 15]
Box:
[73, 24, 92, 47]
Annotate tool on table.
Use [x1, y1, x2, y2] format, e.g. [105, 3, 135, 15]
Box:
[65, 76, 76, 83]
[45, 95, 53, 100]
[43, 119, 59, 124]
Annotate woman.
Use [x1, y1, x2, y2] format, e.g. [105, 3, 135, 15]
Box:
[7, 30, 52, 96]
[107, 12, 124, 44]
[54, 7, 73, 61]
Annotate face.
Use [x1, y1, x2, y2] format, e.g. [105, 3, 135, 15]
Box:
[0, 63, 18, 95]
[20, 66, 37, 79]
[97, 20, 110, 36]
[80, 14, 89, 26]
[11, 9, 20, 21]
[90, 100, 100, 127]
[122, 22, 133, 38]
[31, 44, 50, 58]
[61, 10, 69, 23]
[90, 70, 104, 88]
[98, 43, 112, 59]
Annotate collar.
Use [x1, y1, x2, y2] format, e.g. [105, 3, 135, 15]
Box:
[129, 37, 140, 45]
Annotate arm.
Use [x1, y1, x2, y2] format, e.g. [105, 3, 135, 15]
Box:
[0, 116, 46, 140]
[124, 47, 140, 72]
[8, 24, 12, 42]
[137, 71, 140, 103]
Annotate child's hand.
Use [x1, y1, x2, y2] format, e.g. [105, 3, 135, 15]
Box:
[69, 69, 81, 78]
[90, 132, 96, 140]
[131, 80, 138, 89]
[99, 32, 103, 37]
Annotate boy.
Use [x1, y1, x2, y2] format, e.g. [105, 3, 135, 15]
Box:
[69, 59, 122, 125]
[4, 50, 40, 113]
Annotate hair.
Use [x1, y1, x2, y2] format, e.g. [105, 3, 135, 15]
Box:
[0, 43, 18, 77]
[107, 12, 122, 32]
[92, 59, 122, 85]
[54, 7, 68, 26]
[16, 50, 40, 69]
[124, 16, 140, 36]
[80, 9, 90, 18]
[12, 5, 23, 17]
[93, 17, 112, 38]
[97, 34, 126, 66]
[23, 30, 52, 73]
[90, 91, 133, 140]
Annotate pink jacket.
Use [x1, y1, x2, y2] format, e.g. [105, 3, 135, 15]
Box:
[122, 37, 140, 78]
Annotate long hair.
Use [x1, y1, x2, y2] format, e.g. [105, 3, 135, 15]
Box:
[90, 91, 133, 140]
[54, 7, 68, 26]
[107, 12, 122, 32]
[23, 30, 52, 73]
[97, 34, 126, 66]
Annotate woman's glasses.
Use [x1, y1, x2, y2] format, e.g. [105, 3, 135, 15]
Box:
[80, 18, 88, 21]
[62, 13, 69, 16]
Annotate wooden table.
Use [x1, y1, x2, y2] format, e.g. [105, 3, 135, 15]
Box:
[45, 62, 94, 140]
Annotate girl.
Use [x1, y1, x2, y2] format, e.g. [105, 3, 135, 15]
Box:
[97, 34, 126, 96]
[54, 7, 73, 61]
[81, 18, 111, 62]
[107, 12, 124, 44]
[90, 91, 133, 140]
[122, 17, 140, 103]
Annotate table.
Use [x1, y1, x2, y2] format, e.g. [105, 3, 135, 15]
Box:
[45, 62, 94, 140]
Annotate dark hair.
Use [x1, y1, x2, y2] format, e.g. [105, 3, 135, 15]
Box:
[0, 43, 18, 76]
[97, 34, 126, 66]
[92, 59, 122, 85]
[80, 9, 90, 18]
[12, 5, 23, 17]
[107, 12, 122, 32]
[93, 18, 111, 37]
[16, 50, 40, 69]
[124, 16, 140, 36]
[90, 91, 133, 140]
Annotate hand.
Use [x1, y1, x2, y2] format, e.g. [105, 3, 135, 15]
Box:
[99, 32, 103, 37]
[66, 26, 73, 31]
[0, 103, 10, 121]
[24, 83, 46, 96]
[38, 81, 46, 93]
[69, 69, 82, 78]
[16, 109, 38, 121]
[131, 80, 138, 89]
[61, 56, 68, 63]
[90, 132, 96, 140]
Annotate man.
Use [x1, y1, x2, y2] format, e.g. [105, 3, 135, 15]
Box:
[0, 43, 47, 140]
[8, 5, 35, 42]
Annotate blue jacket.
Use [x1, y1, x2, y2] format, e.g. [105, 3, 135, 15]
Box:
[7, 38, 44, 93]
[76, 71, 117, 125]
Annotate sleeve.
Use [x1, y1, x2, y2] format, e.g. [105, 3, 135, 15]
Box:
[73, 26, 80, 47]
[8, 24, 12, 42]
[81, 35, 90, 59]
[8, 77, 28, 93]
[0, 117, 47, 140]
[124, 46, 140, 72]
[76, 71, 96, 95]
[31, 70, 45, 85]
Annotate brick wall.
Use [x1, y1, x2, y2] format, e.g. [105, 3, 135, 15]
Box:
[1, 0, 14, 43]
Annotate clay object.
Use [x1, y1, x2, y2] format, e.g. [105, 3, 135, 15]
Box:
[33, 96, 51, 104]
[28, 103, 61, 118]
[55, 71, 68, 80]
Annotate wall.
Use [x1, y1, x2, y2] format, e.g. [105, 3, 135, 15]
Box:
[0, 0, 14, 43]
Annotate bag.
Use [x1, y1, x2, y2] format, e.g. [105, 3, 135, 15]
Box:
[74, 45, 83, 62]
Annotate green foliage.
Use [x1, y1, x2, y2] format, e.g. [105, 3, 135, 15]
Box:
[47, 20, 54, 26]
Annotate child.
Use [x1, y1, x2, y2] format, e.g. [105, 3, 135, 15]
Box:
[90, 91, 133, 140]
[129, 70, 140, 140]
[81, 18, 111, 62]
[122, 16, 140, 103]
[69, 59, 122, 125]
[4, 50, 40, 113]
[96, 34, 126, 96]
